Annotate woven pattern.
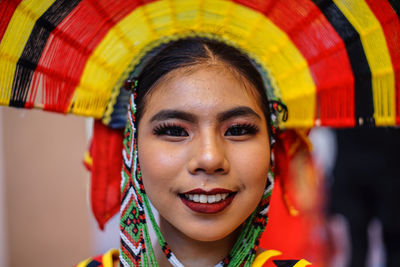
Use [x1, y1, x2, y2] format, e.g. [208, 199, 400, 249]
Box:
[120, 95, 147, 265]
[1, 0, 399, 127]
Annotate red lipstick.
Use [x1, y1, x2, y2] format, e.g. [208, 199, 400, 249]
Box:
[179, 188, 236, 214]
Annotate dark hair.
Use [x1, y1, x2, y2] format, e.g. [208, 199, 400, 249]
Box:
[135, 37, 272, 137]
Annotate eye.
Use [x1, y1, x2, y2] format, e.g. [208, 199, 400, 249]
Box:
[153, 123, 189, 137]
[225, 123, 259, 136]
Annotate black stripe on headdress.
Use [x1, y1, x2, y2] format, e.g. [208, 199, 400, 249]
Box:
[313, 0, 375, 127]
[388, 0, 400, 18]
[10, 0, 81, 107]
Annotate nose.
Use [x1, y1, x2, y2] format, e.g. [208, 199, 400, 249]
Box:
[188, 130, 229, 175]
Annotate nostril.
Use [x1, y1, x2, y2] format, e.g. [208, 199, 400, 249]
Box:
[194, 168, 205, 173]
[193, 167, 225, 174]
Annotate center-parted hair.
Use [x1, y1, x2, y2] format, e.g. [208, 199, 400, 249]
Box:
[119, 38, 276, 266]
[134, 38, 272, 137]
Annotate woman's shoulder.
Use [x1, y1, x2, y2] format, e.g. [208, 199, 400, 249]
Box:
[252, 249, 312, 267]
[75, 248, 312, 267]
[75, 249, 119, 267]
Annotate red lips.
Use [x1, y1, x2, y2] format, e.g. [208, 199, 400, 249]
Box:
[181, 188, 233, 195]
[179, 188, 236, 214]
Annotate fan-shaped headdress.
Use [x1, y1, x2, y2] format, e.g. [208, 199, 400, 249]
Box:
[1, 0, 399, 266]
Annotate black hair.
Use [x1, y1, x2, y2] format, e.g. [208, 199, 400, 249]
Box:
[134, 37, 272, 138]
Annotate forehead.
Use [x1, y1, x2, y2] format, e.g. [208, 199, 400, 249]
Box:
[143, 64, 264, 117]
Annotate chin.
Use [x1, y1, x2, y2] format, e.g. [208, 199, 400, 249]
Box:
[174, 217, 242, 243]
[188, 229, 231, 242]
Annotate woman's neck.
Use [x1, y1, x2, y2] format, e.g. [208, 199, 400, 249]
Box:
[154, 217, 240, 267]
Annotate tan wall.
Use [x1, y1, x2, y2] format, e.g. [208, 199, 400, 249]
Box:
[0, 108, 9, 266]
[0, 107, 92, 267]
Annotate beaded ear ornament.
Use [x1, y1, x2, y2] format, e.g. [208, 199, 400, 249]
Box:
[124, 79, 138, 94]
[268, 100, 289, 148]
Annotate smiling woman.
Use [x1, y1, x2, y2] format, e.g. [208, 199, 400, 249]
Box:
[1, 0, 399, 266]
[138, 63, 270, 265]
[136, 38, 272, 266]
[76, 38, 311, 267]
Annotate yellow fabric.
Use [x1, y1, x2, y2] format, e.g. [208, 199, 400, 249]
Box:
[77, 248, 312, 266]
[71, 0, 316, 128]
[76, 249, 118, 267]
[102, 249, 119, 267]
[83, 150, 93, 168]
[334, 0, 395, 126]
[252, 250, 282, 267]
[294, 258, 312, 267]
[251, 249, 312, 266]
[75, 257, 92, 267]
[0, 0, 55, 105]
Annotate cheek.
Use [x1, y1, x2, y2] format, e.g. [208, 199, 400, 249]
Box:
[137, 139, 188, 195]
[230, 141, 270, 189]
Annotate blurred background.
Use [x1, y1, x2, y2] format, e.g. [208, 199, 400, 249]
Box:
[0, 106, 398, 266]
[0, 107, 119, 267]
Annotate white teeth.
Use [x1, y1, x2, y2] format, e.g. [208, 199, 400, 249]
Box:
[199, 194, 207, 203]
[184, 193, 230, 203]
[208, 195, 216, 203]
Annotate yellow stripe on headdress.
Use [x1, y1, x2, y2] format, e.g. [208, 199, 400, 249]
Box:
[334, 0, 395, 126]
[72, 0, 316, 128]
[69, 4, 153, 117]
[0, 0, 56, 105]
[0, 0, 56, 106]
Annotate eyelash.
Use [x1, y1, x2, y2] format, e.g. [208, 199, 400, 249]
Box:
[225, 123, 259, 136]
[153, 123, 259, 137]
[153, 123, 189, 137]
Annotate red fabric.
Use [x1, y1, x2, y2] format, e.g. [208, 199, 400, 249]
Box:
[273, 130, 312, 214]
[0, 0, 22, 43]
[28, 0, 156, 111]
[91, 120, 123, 230]
[260, 130, 326, 266]
[260, 181, 323, 266]
[234, 0, 356, 126]
[365, 0, 400, 124]
[0, 0, 22, 42]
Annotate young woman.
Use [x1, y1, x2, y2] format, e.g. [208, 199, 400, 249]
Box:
[77, 38, 312, 267]
[1, 1, 398, 266]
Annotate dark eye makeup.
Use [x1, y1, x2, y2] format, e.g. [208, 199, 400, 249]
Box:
[225, 123, 259, 136]
[153, 122, 259, 138]
[153, 122, 189, 137]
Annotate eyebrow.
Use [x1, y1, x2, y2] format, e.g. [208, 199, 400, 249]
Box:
[217, 106, 261, 122]
[150, 110, 197, 123]
[150, 106, 261, 123]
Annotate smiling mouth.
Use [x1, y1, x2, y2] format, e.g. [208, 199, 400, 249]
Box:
[179, 189, 236, 214]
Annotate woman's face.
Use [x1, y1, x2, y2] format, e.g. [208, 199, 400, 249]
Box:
[138, 64, 270, 242]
